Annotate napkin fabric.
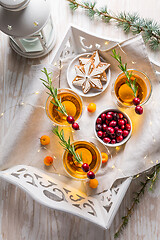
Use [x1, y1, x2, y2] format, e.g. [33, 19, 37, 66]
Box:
[0, 34, 160, 193]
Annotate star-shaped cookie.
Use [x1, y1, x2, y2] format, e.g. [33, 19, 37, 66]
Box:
[72, 51, 110, 94]
[79, 51, 110, 82]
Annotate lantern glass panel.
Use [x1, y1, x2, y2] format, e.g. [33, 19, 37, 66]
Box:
[19, 37, 43, 52]
[42, 16, 53, 46]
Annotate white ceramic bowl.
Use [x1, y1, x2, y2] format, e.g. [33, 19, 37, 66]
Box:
[94, 108, 132, 147]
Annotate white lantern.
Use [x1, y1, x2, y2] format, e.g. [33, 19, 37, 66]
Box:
[0, 0, 56, 58]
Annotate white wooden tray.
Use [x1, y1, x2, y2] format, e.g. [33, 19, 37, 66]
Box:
[0, 25, 134, 230]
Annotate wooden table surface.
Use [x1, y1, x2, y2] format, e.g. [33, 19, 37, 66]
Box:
[0, 0, 160, 239]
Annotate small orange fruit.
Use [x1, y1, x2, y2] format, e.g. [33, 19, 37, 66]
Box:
[89, 179, 99, 188]
[101, 152, 108, 163]
[44, 156, 53, 166]
[40, 135, 50, 145]
[87, 103, 96, 113]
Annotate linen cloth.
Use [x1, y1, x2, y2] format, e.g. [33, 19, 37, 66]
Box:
[0, 34, 160, 194]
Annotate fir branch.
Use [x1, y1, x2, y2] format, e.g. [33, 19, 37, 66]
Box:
[114, 163, 160, 238]
[67, 0, 160, 50]
[52, 126, 83, 164]
[41, 68, 68, 117]
[111, 49, 138, 97]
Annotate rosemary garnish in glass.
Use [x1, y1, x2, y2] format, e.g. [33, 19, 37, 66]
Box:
[40, 68, 68, 116]
[52, 126, 83, 164]
[111, 49, 138, 97]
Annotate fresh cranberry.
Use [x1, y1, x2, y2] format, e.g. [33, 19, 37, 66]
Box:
[72, 122, 80, 130]
[87, 171, 95, 179]
[82, 163, 90, 172]
[97, 131, 103, 138]
[107, 111, 114, 115]
[121, 125, 125, 130]
[103, 137, 111, 143]
[102, 124, 108, 131]
[105, 120, 110, 125]
[96, 118, 102, 124]
[125, 124, 131, 131]
[96, 124, 102, 131]
[123, 118, 128, 125]
[118, 113, 124, 119]
[116, 135, 123, 142]
[135, 105, 143, 115]
[110, 133, 116, 139]
[116, 129, 123, 136]
[118, 119, 125, 126]
[114, 126, 119, 132]
[67, 116, 75, 124]
[102, 132, 108, 138]
[107, 127, 114, 134]
[106, 114, 113, 121]
[101, 113, 106, 121]
[109, 120, 117, 127]
[133, 97, 140, 106]
[123, 130, 129, 137]
[111, 139, 116, 144]
[113, 113, 119, 120]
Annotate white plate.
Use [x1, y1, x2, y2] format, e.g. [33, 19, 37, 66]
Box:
[67, 53, 111, 97]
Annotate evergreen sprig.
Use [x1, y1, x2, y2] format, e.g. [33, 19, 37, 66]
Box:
[52, 126, 83, 164]
[67, 0, 160, 50]
[114, 163, 160, 238]
[111, 49, 138, 97]
[40, 68, 68, 116]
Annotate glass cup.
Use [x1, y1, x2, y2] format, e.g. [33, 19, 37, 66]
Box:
[112, 69, 152, 108]
[62, 140, 102, 180]
[45, 88, 83, 126]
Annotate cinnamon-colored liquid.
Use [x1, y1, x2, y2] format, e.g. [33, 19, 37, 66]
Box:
[114, 73, 148, 106]
[63, 141, 101, 179]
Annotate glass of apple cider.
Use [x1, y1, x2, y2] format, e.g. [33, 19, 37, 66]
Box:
[112, 70, 152, 108]
[63, 140, 102, 180]
[45, 88, 83, 126]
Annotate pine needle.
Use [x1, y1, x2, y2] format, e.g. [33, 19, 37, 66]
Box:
[67, 0, 160, 51]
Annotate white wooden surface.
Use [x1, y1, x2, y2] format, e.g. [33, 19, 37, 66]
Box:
[0, 0, 160, 239]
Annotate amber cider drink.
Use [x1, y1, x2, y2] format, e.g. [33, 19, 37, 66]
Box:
[46, 88, 83, 125]
[63, 141, 102, 180]
[114, 70, 152, 107]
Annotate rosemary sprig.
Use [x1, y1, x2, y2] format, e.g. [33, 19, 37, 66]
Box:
[149, 164, 160, 191]
[114, 163, 160, 238]
[40, 68, 68, 116]
[67, 0, 160, 51]
[111, 49, 138, 97]
[52, 126, 83, 164]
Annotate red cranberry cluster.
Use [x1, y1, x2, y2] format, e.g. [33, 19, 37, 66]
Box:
[81, 163, 95, 179]
[67, 116, 80, 130]
[133, 98, 143, 115]
[96, 110, 131, 144]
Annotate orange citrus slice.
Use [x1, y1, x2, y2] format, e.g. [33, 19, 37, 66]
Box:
[118, 84, 135, 103]
[73, 148, 92, 167]
[62, 101, 76, 116]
